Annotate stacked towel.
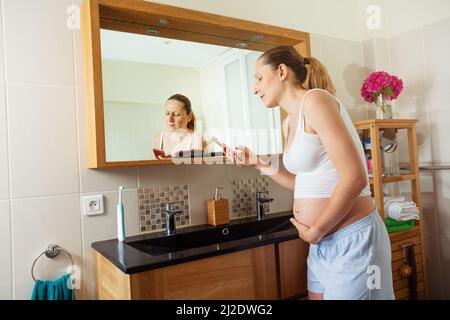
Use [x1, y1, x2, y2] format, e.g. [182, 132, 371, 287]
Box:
[384, 196, 419, 221]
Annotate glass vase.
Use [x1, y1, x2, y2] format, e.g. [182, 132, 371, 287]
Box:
[375, 94, 393, 119]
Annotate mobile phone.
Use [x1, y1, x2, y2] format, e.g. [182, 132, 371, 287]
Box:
[211, 136, 242, 155]
[153, 148, 167, 159]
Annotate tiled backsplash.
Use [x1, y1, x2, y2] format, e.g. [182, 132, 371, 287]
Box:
[231, 177, 271, 218]
[138, 184, 190, 233]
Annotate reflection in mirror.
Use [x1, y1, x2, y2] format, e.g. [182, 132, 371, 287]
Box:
[101, 29, 283, 161]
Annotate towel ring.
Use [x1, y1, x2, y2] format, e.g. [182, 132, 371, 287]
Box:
[31, 244, 74, 282]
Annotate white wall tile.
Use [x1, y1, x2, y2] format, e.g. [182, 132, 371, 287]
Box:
[309, 33, 322, 58]
[421, 193, 438, 235]
[0, 0, 5, 82]
[435, 170, 450, 238]
[362, 38, 377, 76]
[2, 0, 74, 86]
[187, 164, 231, 226]
[311, 33, 366, 105]
[374, 38, 390, 73]
[419, 172, 438, 234]
[393, 96, 432, 164]
[138, 163, 188, 188]
[347, 104, 368, 121]
[423, 17, 450, 96]
[11, 195, 82, 300]
[0, 84, 9, 199]
[7, 85, 79, 198]
[428, 93, 450, 164]
[0, 200, 11, 299]
[72, 0, 84, 88]
[76, 86, 138, 193]
[81, 189, 139, 300]
[229, 163, 264, 182]
[362, 38, 390, 76]
[388, 28, 427, 100]
[423, 233, 443, 299]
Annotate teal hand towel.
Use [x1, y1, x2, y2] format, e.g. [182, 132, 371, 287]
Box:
[31, 273, 75, 300]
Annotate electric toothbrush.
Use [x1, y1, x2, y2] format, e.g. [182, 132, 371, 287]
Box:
[117, 186, 126, 242]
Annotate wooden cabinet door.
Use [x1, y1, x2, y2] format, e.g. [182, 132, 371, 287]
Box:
[390, 229, 425, 299]
[277, 239, 309, 299]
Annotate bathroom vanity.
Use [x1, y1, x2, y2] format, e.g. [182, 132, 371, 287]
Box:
[92, 212, 308, 300]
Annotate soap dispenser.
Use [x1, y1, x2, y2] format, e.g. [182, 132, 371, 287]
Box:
[207, 187, 229, 226]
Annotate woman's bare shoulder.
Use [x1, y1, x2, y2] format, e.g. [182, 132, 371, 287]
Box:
[303, 90, 340, 117]
[304, 89, 337, 106]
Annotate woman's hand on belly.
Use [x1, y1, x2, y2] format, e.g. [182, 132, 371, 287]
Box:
[291, 198, 331, 244]
[289, 217, 324, 244]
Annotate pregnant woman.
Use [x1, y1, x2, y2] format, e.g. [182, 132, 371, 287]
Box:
[231, 46, 394, 300]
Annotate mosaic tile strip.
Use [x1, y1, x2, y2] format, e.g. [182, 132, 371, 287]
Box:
[231, 177, 271, 218]
[138, 184, 190, 233]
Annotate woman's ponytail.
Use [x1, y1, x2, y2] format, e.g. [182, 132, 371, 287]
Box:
[304, 57, 336, 95]
[187, 113, 195, 131]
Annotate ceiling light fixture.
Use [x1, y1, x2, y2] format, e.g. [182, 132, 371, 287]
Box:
[236, 42, 248, 49]
[249, 34, 264, 41]
[158, 18, 171, 26]
[146, 28, 160, 36]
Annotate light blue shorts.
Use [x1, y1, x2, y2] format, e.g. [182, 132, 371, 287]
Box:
[307, 209, 395, 300]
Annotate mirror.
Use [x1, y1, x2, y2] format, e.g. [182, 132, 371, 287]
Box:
[80, 0, 310, 168]
[100, 30, 283, 162]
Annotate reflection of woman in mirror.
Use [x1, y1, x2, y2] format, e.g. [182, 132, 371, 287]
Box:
[153, 94, 203, 159]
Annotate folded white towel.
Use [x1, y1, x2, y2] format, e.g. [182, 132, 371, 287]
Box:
[383, 197, 404, 213]
[384, 199, 420, 221]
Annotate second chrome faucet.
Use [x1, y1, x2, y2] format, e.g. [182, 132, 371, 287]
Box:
[256, 191, 273, 220]
[164, 202, 183, 235]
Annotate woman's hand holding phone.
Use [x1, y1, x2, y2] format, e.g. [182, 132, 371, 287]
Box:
[231, 145, 258, 168]
[153, 148, 171, 160]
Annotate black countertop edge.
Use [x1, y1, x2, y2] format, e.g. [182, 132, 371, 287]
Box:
[92, 211, 298, 274]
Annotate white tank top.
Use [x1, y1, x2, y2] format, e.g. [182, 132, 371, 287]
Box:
[159, 131, 194, 154]
[282, 88, 371, 198]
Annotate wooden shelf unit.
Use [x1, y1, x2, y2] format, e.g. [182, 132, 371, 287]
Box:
[353, 119, 427, 300]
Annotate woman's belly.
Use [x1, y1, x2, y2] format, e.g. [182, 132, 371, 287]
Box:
[293, 196, 376, 235]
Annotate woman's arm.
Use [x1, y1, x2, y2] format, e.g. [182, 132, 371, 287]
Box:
[232, 146, 295, 192]
[255, 158, 295, 192]
[292, 91, 368, 243]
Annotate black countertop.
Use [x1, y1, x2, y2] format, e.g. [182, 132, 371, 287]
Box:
[92, 211, 298, 274]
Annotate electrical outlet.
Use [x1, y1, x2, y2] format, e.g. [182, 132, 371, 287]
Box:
[82, 195, 104, 216]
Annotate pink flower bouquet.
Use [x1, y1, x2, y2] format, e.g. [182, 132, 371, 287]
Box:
[361, 71, 404, 104]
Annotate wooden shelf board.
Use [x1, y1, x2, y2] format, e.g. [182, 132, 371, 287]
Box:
[369, 174, 416, 185]
[353, 119, 418, 130]
[388, 226, 420, 243]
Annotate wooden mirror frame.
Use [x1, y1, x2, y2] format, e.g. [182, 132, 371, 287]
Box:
[81, 0, 310, 168]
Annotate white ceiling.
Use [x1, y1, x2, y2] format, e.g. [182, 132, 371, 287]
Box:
[100, 29, 239, 68]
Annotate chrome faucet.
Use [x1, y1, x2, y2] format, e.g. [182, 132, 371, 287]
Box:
[165, 202, 183, 235]
[256, 191, 273, 220]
